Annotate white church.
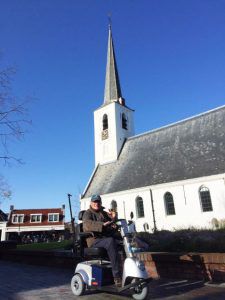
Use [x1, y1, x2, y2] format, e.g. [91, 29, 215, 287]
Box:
[80, 26, 225, 232]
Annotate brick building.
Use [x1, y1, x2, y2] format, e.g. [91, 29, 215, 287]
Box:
[2, 205, 65, 242]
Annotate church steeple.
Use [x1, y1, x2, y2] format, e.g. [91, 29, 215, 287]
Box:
[94, 25, 134, 166]
[104, 25, 123, 105]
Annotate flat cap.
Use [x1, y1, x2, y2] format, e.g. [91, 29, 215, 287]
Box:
[91, 194, 102, 202]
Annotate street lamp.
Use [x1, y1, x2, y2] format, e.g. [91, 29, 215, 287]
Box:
[68, 194, 76, 246]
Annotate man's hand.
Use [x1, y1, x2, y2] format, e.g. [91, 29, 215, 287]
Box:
[103, 221, 113, 226]
[108, 210, 116, 219]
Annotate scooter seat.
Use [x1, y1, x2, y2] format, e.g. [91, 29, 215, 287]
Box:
[84, 247, 108, 258]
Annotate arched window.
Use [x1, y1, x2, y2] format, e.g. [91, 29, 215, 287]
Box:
[164, 192, 176, 215]
[199, 186, 213, 212]
[136, 197, 145, 218]
[103, 114, 108, 130]
[110, 200, 117, 212]
[122, 113, 127, 130]
[143, 223, 149, 232]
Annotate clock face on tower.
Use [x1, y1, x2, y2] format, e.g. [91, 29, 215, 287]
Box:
[102, 129, 109, 140]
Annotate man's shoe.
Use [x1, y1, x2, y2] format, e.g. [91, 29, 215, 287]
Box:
[114, 277, 122, 288]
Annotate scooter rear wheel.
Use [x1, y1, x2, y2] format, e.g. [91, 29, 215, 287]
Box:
[71, 273, 86, 296]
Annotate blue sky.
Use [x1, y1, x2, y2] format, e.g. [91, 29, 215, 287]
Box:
[1, 0, 225, 220]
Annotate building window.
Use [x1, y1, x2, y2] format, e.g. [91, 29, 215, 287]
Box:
[164, 192, 176, 215]
[110, 200, 117, 211]
[199, 186, 213, 212]
[48, 213, 59, 222]
[30, 214, 42, 223]
[109, 200, 118, 218]
[143, 223, 149, 232]
[103, 114, 108, 130]
[136, 197, 145, 218]
[102, 114, 109, 140]
[12, 214, 24, 224]
[122, 113, 128, 130]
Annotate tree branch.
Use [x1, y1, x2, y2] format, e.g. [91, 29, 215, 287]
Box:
[0, 60, 32, 166]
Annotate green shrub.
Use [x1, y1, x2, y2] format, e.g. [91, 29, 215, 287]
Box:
[17, 240, 73, 251]
[136, 228, 225, 253]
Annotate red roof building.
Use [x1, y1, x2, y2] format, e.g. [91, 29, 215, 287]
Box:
[5, 205, 65, 241]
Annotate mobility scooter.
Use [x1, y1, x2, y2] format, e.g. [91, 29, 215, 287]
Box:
[71, 211, 151, 299]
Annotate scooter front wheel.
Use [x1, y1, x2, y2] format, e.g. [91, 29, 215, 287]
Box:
[71, 273, 86, 296]
[132, 280, 149, 300]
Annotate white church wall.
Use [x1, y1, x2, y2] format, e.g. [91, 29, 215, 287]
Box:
[81, 174, 225, 231]
[135, 190, 153, 232]
[152, 186, 186, 231]
[151, 176, 225, 230]
[182, 178, 225, 227]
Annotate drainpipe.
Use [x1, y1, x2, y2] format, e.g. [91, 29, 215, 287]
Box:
[183, 185, 187, 205]
[123, 201, 126, 219]
[150, 189, 157, 232]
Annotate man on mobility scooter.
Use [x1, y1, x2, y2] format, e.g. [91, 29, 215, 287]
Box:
[71, 194, 151, 299]
[82, 194, 122, 287]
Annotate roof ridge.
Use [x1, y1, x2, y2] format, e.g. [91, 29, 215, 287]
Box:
[128, 104, 225, 141]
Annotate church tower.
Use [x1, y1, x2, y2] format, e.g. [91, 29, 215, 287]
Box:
[94, 25, 134, 166]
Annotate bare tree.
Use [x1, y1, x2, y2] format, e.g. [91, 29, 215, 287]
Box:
[0, 60, 31, 204]
[0, 175, 11, 206]
[0, 63, 31, 164]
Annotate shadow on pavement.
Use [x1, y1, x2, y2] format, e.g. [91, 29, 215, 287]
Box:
[0, 260, 73, 298]
[148, 279, 225, 299]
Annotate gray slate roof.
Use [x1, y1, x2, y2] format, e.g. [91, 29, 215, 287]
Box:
[83, 106, 225, 198]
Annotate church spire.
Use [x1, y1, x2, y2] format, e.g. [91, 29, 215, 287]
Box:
[103, 25, 123, 105]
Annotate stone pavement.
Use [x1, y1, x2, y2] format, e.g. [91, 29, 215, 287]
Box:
[0, 260, 225, 300]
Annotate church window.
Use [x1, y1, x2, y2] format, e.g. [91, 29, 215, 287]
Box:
[143, 223, 149, 232]
[110, 200, 117, 212]
[102, 114, 109, 140]
[122, 113, 128, 130]
[136, 197, 145, 218]
[164, 192, 176, 215]
[103, 114, 108, 130]
[199, 186, 213, 212]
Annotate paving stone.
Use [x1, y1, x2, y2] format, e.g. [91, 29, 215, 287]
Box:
[0, 260, 225, 300]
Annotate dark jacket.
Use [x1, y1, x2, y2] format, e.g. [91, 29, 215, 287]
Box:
[82, 206, 116, 247]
